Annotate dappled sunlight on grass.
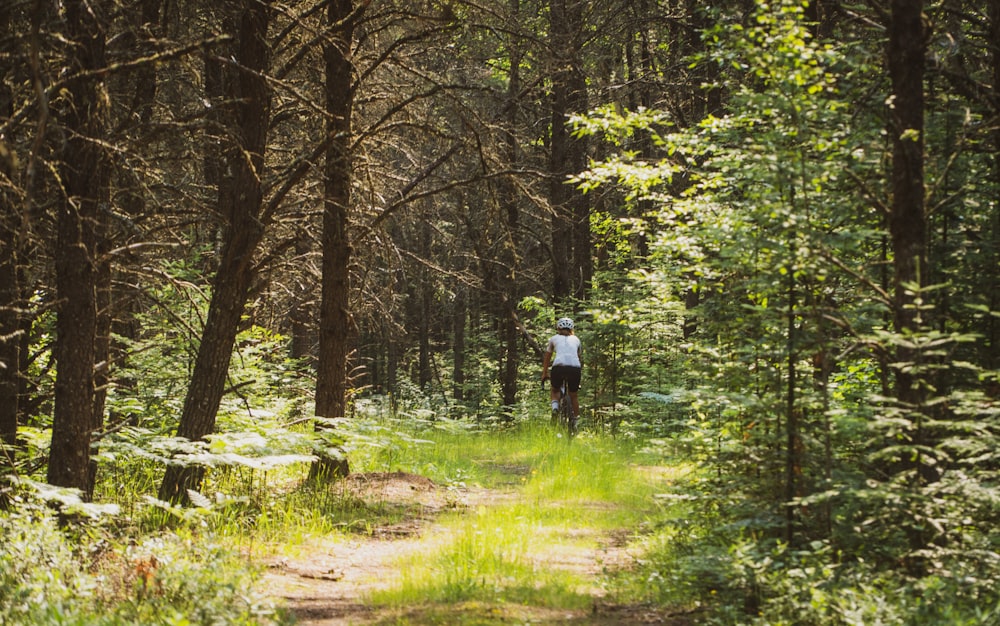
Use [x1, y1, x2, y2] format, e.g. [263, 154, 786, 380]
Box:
[357, 418, 686, 614]
[367, 502, 595, 610]
[214, 414, 700, 622]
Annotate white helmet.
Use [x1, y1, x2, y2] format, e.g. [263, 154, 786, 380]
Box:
[556, 317, 574, 330]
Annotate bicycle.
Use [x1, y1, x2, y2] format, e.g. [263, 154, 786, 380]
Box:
[546, 377, 578, 437]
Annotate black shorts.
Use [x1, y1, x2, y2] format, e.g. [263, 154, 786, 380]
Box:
[550, 365, 582, 393]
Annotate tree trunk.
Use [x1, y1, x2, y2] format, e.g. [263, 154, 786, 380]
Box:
[500, 224, 520, 412]
[987, 0, 1000, 371]
[0, 209, 18, 455]
[887, 0, 927, 411]
[887, 0, 930, 564]
[47, 0, 110, 493]
[419, 251, 434, 391]
[452, 286, 467, 402]
[548, 0, 590, 302]
[87, 231, 112, 497]
[159, 0, 271, 502]
[198, 5, 227, 276]
[784, 247, 800, 545]
[804, 0, 835, 40]
[679, 0, 721, 339]
[500, 2, 522, 413]
[315, 0, 357, 420]
[0, 6, 20, 456]
[289, 233, 317, 361]
[313, 0, 362, 479]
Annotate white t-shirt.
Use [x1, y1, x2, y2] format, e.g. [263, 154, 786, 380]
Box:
[547, 333, 582, 368]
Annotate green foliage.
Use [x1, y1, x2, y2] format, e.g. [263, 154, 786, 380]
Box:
[571, 0, 1000, 623]
[723, 539, 1000, 625]
[106, 258, 212, 432]
[0, 491, 290, 626]
[91, 270, 334, 513]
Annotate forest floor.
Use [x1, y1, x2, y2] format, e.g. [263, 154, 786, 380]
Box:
[261, 470, 695, 625]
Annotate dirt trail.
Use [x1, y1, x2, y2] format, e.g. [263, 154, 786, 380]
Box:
[261, 471, 689, 625]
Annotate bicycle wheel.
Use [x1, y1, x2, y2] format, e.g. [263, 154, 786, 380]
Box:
[559, 384, 575, 437]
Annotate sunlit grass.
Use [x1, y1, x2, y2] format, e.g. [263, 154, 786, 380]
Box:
[85, 409, 694, 620]
[361, 417, 682, 612]
[369, 502, 594, 610]
[344, 416, 551, 488]
[345, 415, 669, 495]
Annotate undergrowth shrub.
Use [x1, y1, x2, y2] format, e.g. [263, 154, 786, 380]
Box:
[0, 493, 291, 625]
[726, 538, 1000, 625]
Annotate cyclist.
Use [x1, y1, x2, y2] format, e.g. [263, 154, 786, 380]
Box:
[541, 317, 583, 426]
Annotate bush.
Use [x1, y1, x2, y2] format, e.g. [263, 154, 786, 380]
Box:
[0, 497, 291, 626]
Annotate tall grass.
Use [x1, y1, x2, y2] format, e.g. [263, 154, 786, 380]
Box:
[381, 503, 593, 610]
[359, 417, 683, 612]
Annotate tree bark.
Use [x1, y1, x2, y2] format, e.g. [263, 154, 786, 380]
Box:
[548, 0, 590, 302]
[87, 221, 112, 498]
[0, 209, 18, 456]
[452, 285, 467, 402]
[418, 222, 433, 390]
[47, 0, 110, 493]
[313, 0, 362, 479]
[988, 0, 1000, 371]
[887, 0, 926, 405]
[678, 0, 721, 339]
[887, 0, 931, 564]
[500, 0, 522, 413]
[784, 247, 801, 545]
[0, 0, 20, 456]
[289, 234, 317, 361]
[198, 3, 227, 276]
[315, 0, 357, 421]
[159, 0, 271, 502]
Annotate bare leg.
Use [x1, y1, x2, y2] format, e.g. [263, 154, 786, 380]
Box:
[570, 392, 580, 418]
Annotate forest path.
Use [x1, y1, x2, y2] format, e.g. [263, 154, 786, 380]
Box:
[261, 470, 690, 625]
